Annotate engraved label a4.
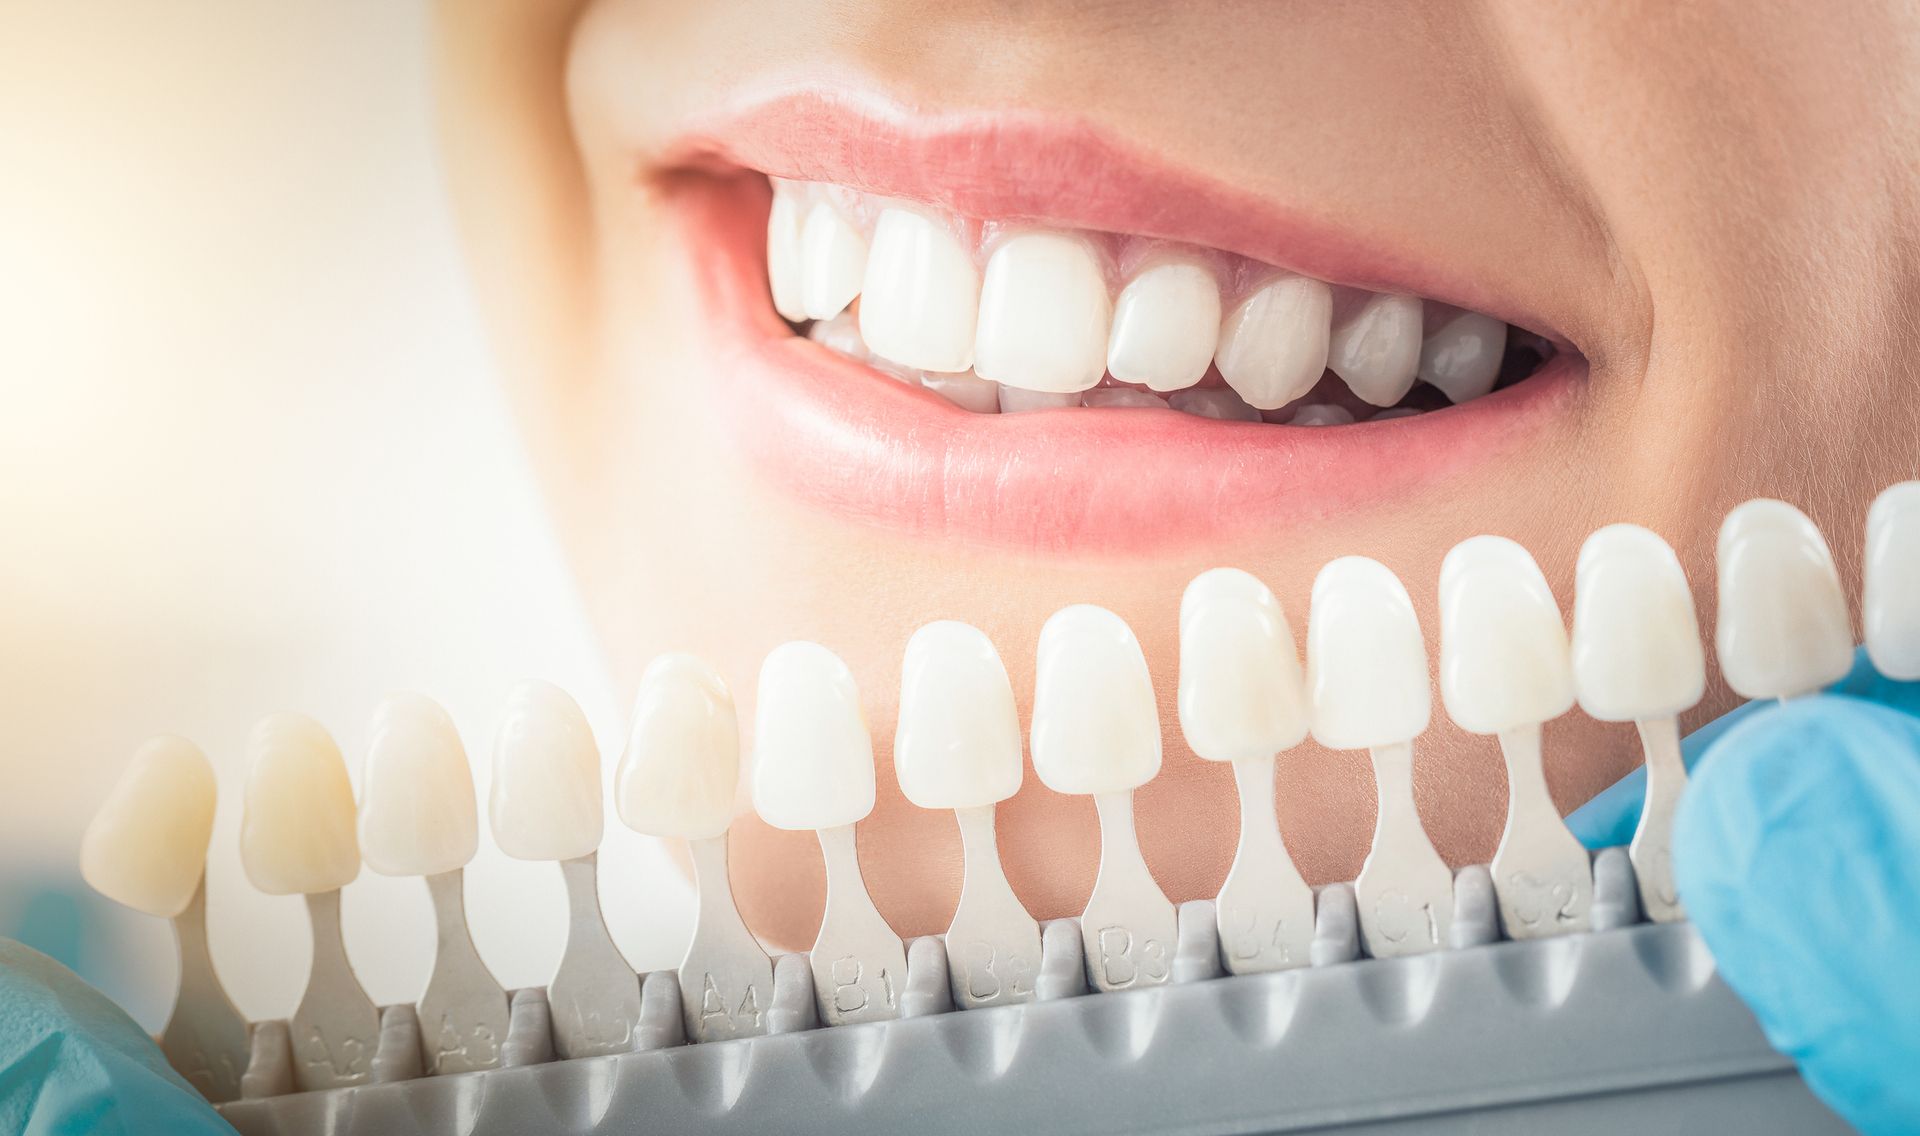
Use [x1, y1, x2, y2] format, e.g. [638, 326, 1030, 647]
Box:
[699, 972, 764, 1034]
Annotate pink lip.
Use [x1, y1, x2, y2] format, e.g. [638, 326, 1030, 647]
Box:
[665, 92, 1582, 555]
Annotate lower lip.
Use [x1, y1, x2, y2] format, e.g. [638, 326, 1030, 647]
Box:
[680, 177, 1582, 556]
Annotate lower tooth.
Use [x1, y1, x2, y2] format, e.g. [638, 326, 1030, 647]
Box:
[1168, 388, 1260, 422]
[921, 371, 1002, 414]
[1370, 407, 1424, 421]
[1289, 404, 1355, 427]
[808, 310, 868, 361]
[998, 387, 1081, 413]
[1082, 388, 1170, 410]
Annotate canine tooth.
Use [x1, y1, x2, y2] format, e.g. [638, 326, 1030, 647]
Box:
[808, 309, 868, 361]
[860, 208, 980, 373]
[1419, 309, 1506, 403]
[998, 386, 1080, 413]
[752, 641, 905, 1025]
[766, 181, 807, 323]
[1329, 293, 1423, 407]
[1439, 536, 1590, 939]
[1168, 387, 1259, 422]
[1572, 524, 1704, 923]
[1215, 275, 1332, 410]
[1866, 481, 1920, 679]
[1082, 388, 1169, 410]
[1307, 557, 1452, 957]
[921, 370, 1002, 414]
[1032, 605, 1175, 990]
[82, 737, 216, 919]
[1289, 404, 1354, 427]
[973, 233, 1112, 394]
[359, 693, 478, 879]
[1715, 499, 1854, 699]
[1106, 259, 1221, 391]
[489, 680, 604, 862]
[800, 201, 868, 320]
[1179, 569, 1313, 974]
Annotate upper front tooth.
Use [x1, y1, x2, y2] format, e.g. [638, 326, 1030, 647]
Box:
[1106, 259, 1221, 392]
[615, 654, 741, 840]
[1572, 524, 1706, 721]
[1178, 568, 1310, 762]
[1866, 481, 1920, 679]
[766, 180, 808, 324]
[239, 713, 361, 895]
[751, 641, 876, 830]
[488, 680, 604, 862]
[1715, 499, 1855, 700]
[800, 201, 868, 321]
[1419, 309, 1506, 403]
[1438, 537, 1575, 734]
[1214, 275, 1332, 410]
[1031, 605, 1161, 795]
[1307, 557, 1431, 750]
[859, 208, 980, 373]
[359, 693, 479, 878]
[1328, 293, 1423, 407]
[894, 621, 1024, 810]
[973, 232, 1113, 394]
[80, 736, 217, 918]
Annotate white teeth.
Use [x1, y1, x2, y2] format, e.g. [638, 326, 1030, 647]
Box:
[998, 386, 1081, 413]
[893, 621, 1024, 810]
[1031, 605, 1161, 795]
[358, 693, 479, 878]
[1438, 537, 1575, 734]
[973, 232, 1113, 394]
[1168, 387, 1259, 422]
[488, 680, 604, 862]
[920, 370, 1002, 414]
[799, 201, 868, 321]
[1866, 481, 1920, 680]
[751, 641, 876, 830]
[1715, 499, 1855, 700]
[859, 208, 980, 373]
[766, 181, 808, 324]
[1419, 309, 1506, 403]
[1307, 557, 1431, 749]
[239, 713, 361, 896]
[1105, 259, 1221, 392]
[1328, 293, 1423, 407]
[80, 736, 217, 918]
[1214, 275, 1333, 410]
[1288, 404, 1354, 427]
[615, 654, 741, 840]
[1571, 524, 1707, 721]
[808, 309, 868, 361]
[1178, 568, 1310, 762]
[1082, 387, 1169, 410]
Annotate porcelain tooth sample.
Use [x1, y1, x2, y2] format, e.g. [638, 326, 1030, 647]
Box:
[1440, 537, 1592, 939]
[1307, 558, 1453, 957]
[1571, 525, 1705, 922]
[358, 693, 507, 1074]
[490, 680, 640, 1058]
[615, 655, 772, 1042]
[81, 736, 247, 1102]
[752, 641, 907, 1025]
[1865, 481, 1920, 680]
[1715, 499, 1855, 700]
[894, 622, 1041, 1009]
[1032, 605, 1177, 991]
[1177, 569, 1314, 974]
[239, 713, 379, 1091]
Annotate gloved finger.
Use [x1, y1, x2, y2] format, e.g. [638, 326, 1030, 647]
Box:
[1674, 694, 1920, 1136]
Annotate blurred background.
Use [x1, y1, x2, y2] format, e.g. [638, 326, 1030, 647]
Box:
[0, 1, 690, 1029]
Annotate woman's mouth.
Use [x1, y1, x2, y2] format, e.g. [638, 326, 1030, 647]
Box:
[659, 91, 1589, 554]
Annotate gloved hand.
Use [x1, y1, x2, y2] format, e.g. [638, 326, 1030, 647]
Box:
[1568, 649, 1920, 1136]
[0, 937, 232, 1135]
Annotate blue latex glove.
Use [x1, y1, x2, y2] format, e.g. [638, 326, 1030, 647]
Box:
[0, 938, 232, 1135]
[1567, 649, 1920, 1134]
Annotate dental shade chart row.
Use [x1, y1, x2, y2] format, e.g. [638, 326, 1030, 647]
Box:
[75, 482, 1920, 1107]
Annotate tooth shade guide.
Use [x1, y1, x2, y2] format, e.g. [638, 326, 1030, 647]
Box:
[680, 833, 774, 1041]
[1353, 740, 1454, 958]
[417, 868, 509, 1075]
[289, 888, 380, 1091]
[1215, 755, 1314, 974]
[1080, 791, 1177, 991]
[160, 875, 249, 1102]
[1488, 725, 1593, 939]
[944, 804, 1042, 1008]
[810, 823, 908, 1025]
[549, 851, 643, 1059]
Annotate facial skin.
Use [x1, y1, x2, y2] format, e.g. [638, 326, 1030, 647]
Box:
[435, 0, 1920, 951]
